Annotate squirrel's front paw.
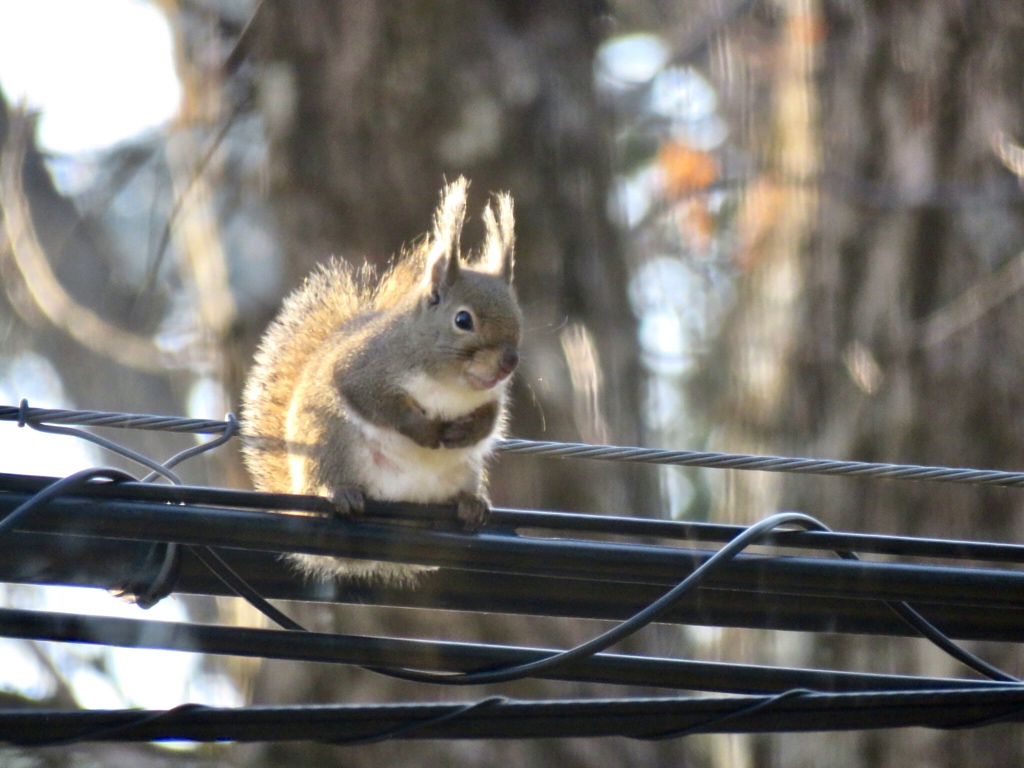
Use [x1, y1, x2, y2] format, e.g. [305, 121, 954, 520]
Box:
[439, 402, 498, 449]
[329, 485, 366, 517]
[455, 491, 490, 531]
[439, 417, 478, 449]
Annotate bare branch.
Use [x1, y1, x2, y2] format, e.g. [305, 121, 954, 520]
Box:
[0, 110, 177, 373]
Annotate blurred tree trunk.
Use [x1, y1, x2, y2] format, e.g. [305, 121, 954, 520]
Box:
[195, 1, 674, 766]
[713, 0, 1024, 765]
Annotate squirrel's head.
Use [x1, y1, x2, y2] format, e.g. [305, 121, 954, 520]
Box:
[415, 178, 521, 391]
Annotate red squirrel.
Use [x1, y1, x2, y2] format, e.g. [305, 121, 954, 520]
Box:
[241, 178, 520, 583]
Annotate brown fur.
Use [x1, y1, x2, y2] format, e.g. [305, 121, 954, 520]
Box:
[241, 178, 520, 584]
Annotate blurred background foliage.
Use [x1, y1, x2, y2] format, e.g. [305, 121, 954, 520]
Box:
[2, 0, 1024, 765]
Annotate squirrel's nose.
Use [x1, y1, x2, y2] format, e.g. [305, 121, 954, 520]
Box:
[498, 346, 519, 376]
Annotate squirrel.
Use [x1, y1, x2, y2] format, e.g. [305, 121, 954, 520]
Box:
[241, 178, 521, 584]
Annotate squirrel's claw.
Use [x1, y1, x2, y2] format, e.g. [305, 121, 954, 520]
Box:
[455, 491, 489, 531]
[330, 485, 366, 518]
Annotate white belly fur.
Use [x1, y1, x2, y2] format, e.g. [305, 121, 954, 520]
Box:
[342, 398, 494, 502]
[400, 371, 503, 419]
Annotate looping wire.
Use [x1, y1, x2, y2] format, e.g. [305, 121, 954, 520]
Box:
[142, 413, 238, 483]
[121, 542, 182, 610]
[17, 398, 183, 485]
[7, 398, 239, 608]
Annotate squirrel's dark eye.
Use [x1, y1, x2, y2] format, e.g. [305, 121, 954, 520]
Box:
[454, 310, 474, 331]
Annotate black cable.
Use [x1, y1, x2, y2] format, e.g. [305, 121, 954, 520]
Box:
[5, 695, 510, 749]
[129, 542, 181, 609]
[204, 508, 1016, 688]
[9, 704, 211, 748]
[188, 545, 305, 632]
[324, 696, 509, 746]
[166, 514, 831, 688]
[2, 473, 1018, 686]
[0, 467, 136, 537]
[10, 402, 246, 610]
[11, 470, 1024, 565]
[1, 402, 1022, 748]
[0, 474, 1021, 740]
[5, 473, 1009, 690]
[141, 413, 238, 482]
[2, 427, 790, 691]
[828, 549, 1018, 682]
[638, 688, 813, 740]
[3, 606, 1006, 695]
[0, 421, 1018, 740]
[360, 513, 829, 685]
[1, 473, 787, 690]
[885, 601, 1017, 682]
[7, 688, 1024, 744]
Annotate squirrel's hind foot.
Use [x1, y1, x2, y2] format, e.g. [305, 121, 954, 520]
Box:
[329, 485, 366, 517]
[455, 491, 489, 531]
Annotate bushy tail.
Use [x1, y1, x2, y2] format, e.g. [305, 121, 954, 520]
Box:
[240, 259, 371, 493]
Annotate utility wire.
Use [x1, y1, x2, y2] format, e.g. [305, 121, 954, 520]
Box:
[6, 476, 1014, 686]
[365, 513, 829, 685]
[7, 470, 1024, 564]
[497, 438, 1024, 489]
[6, 688, 1024, 745]
[3, 398, 1024, 743]
[5, 402, 1024, 489]
[1, 605, 1007, 695]
[11, 484, 1024, 608]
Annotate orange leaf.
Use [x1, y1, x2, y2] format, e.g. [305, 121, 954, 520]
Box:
[659, 141, 719, 196]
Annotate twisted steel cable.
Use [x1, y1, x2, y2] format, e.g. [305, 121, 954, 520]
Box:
[0, 404, 229, 435]
[495, 439, 1024, 488]
[6, 402, 1024, 489]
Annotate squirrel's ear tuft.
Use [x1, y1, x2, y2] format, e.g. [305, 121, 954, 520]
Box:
[480, 193, 515, 284]
[424, 177, 468, 293]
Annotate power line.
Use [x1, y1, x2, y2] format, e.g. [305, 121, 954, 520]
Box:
[5, 688, 1024, 745]
[5, 401, 1024, 744]
[5, 403, 1024, 489]
[6, 481, 1024, 606]
[8, 470, 1024, 562]
[2, 606, 997, 695]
